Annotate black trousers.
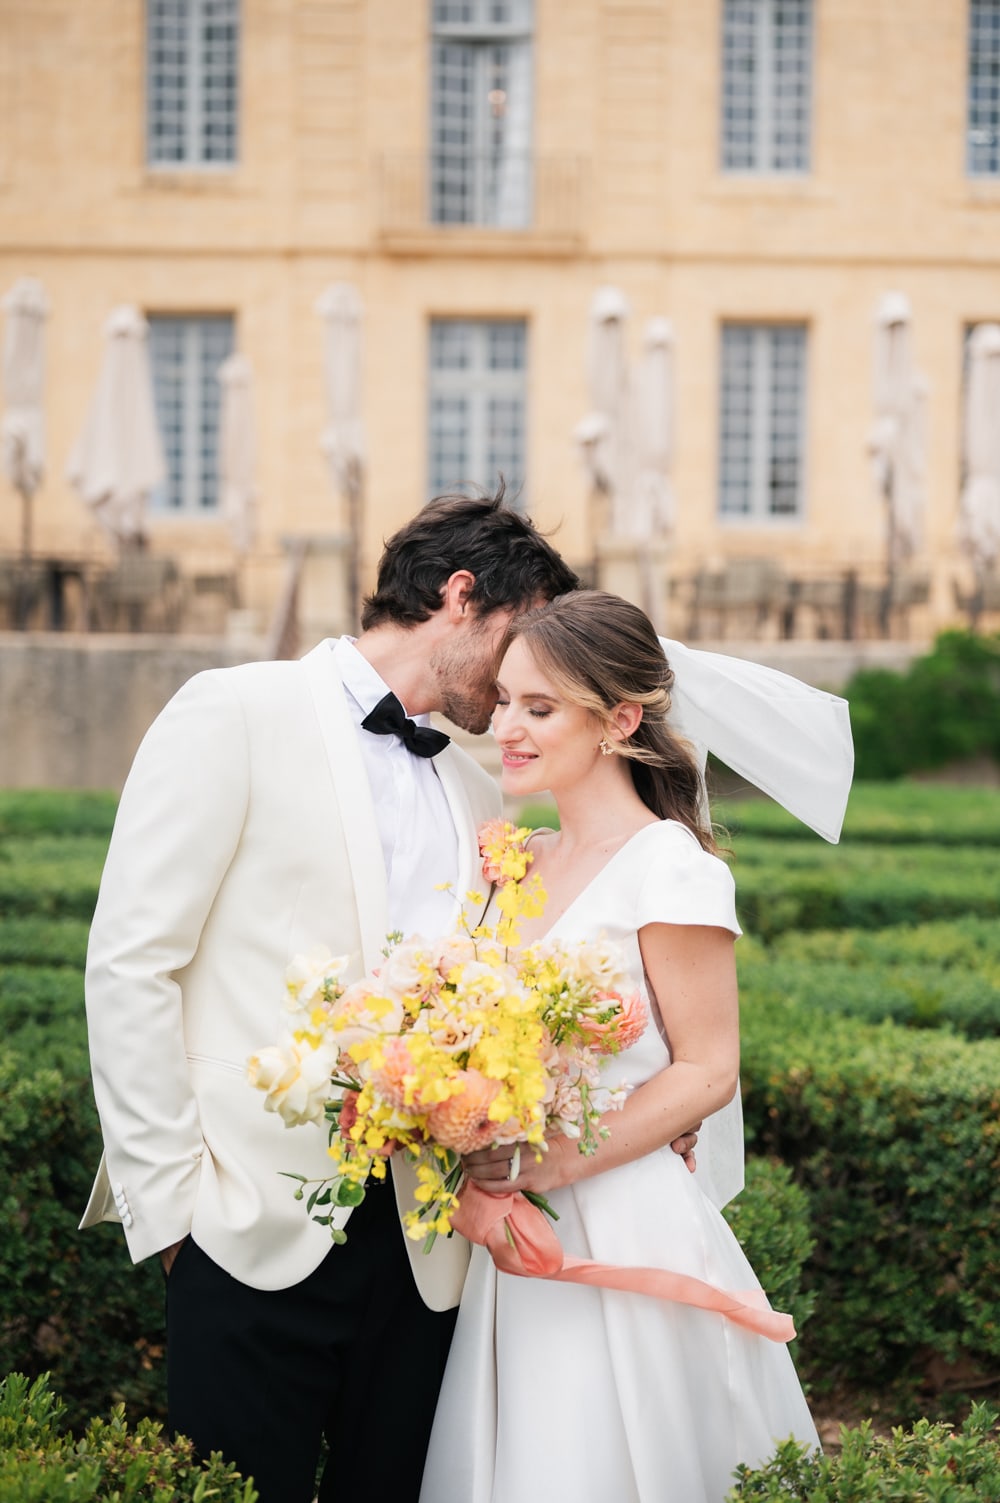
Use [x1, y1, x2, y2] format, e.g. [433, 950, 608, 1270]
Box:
[165, 1178, 457, 1503]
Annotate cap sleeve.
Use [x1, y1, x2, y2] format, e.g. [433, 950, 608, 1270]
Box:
[634, 823, 742, 937]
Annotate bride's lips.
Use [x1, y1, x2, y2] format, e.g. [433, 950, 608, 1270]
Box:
[501, 749, 536, 768]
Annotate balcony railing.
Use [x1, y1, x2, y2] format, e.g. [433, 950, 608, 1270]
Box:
[376, 152, 585, 243]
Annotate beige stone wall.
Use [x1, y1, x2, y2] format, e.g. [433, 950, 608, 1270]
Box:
[0, 0, 997, 634]
[0, 631, 923, 791]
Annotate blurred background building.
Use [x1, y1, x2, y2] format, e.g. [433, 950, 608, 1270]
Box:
[1, 0, 999, 648]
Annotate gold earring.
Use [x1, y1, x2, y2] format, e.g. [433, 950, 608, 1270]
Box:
[599, 736, 614, 756]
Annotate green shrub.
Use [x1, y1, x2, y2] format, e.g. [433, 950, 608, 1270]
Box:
[0, 1054, 166, 1429]
[740, 1000, 1000, 1396]
[723, 1157, 816, 1337]
[843, 629, 1000, 780]
[727, 1403, 1000, 1501]
[0, 1372, 257, 1501]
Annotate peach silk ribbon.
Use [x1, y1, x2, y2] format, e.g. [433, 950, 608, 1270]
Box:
[451, 1182, 796, 1345]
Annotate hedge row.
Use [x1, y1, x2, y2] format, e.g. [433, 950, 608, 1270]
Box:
[732, 838, 1000, 939]
[716, 777, 1000, 846]
[739, 994, 1000, 1398]
[739, 956, 1000, 1040]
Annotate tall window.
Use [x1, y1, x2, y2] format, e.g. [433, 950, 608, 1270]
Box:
[428, 319, 528, 503]
[968, 0, 1000, 174]
[721, 0, 812, 173]
[718, 324, 807, 521]
[149, 316, 234, 514]
[147, 0, 240, 166]
[430, 1, 534, 226]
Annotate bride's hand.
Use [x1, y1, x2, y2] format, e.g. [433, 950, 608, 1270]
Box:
[461, 1138, 575, 1196]
[671, 1122, 702, 1174]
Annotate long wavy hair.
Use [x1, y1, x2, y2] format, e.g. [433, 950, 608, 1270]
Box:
[503, 590, 717, 853]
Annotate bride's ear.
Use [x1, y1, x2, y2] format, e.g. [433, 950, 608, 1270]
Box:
[608, 702, 643, 744]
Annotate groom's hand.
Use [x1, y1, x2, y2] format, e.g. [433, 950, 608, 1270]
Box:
[670, 1123, 701, 1174]
[159, 1237, 187, 1276]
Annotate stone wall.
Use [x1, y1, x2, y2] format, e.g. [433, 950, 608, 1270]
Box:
[0, 630, 925, 792]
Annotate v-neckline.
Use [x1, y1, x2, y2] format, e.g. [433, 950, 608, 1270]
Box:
[516, 820, 666, 945]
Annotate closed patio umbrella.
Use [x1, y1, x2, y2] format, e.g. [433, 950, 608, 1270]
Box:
[634, 316, 676, 542]
[1, 277, 49, 588]
[868, 292, 927, 631]
[575, 285, 632, 539]
[317, 282, 365, 630]
[958, 322, 1000, 623]
[66, 305, 166, 548]
[217, 352, 257, 558]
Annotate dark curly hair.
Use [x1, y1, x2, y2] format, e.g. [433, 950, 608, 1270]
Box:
[360, 482, 580, 630]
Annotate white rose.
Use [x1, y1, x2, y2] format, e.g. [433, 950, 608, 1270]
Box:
[285, 947, 350, 1009]
[247, 1038, 337, 1128]
[377, 937, 433, 998]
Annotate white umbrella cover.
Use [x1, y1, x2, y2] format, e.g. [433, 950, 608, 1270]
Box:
[1, 277, 49, 511]
[66, 305, 166, 546]
[958, 322, 1000, 574]
[633, 316, 676, 541]
[217, 352, 257, 556]
[576, 285, 632, 534]
[316, 282, 365, 627]
[869, 292, 926, 571]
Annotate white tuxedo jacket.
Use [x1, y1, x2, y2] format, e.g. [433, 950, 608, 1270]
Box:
[80, 640, 501, 1308]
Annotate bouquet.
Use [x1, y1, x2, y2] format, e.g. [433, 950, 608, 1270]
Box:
[247, 820, 647, 1250]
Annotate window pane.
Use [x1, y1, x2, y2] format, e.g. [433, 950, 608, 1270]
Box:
[968, 0, 1000, 174]
[149, 315, 235, 514]
[721, 0, 812, 173]
[719, 324, 806, 521]
[147, 0, 239, 167]
[430, 4, 534, 226]
[428, 319, 527, 505]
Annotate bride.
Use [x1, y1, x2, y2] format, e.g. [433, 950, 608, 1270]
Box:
[419, 590, 819, 1503]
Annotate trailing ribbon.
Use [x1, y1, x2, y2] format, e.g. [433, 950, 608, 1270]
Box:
[451, 1181, 795, 1345]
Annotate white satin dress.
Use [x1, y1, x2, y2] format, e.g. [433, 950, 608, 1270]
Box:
[419, 821, 818, 1503]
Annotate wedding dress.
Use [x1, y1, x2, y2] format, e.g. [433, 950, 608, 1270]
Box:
[419, 820, 818, 1503]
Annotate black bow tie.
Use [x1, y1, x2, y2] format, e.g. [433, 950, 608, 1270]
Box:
[361, 692, 451, 758]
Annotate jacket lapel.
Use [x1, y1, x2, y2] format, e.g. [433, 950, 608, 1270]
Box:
[301, 641, 388, 974]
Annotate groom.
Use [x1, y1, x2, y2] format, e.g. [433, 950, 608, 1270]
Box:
[80, 489, 582, 1503]
[81, 488, 699, 1503]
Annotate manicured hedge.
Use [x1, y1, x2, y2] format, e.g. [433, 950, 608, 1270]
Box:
[770, 914, 1000, 971]
[732, 838, 1000, 939]
[727, 1403, 1000, 1501]
[0, 837, 106, 919]
[739, 957, 1000, 1040]
[716, 778, 1000, 846]
[0, 789, 118, 839]
[0, 1372, 257, 1502]
[739, 996, 1000, 1397]
[0, 915, 91, 968]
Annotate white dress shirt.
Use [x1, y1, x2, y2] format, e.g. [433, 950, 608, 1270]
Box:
[333, 637, 461, 938]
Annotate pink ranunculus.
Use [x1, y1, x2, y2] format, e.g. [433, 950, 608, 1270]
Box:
[579, 989, 648, 1054]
